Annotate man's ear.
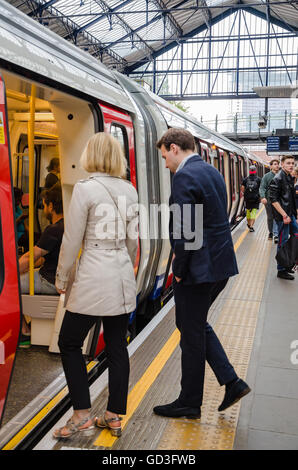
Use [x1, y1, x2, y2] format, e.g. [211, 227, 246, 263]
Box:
[170, 143, 178, 154]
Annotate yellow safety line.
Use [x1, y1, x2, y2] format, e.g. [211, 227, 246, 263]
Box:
[2, 207, 264, 450]
[93, 329, 181, 447]
[158, 211, 270, 450]
[233, 206, 264, 252]
[1, 361, 97, 450]
[93, 209, 265, 448]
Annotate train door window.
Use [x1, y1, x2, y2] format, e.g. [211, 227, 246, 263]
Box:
[235, 157, 240, 193]
[194, 138, 201, 156]
[230, 155, 236, 201]
[110, 123, 130, 181]
[213, 154, 220, 171]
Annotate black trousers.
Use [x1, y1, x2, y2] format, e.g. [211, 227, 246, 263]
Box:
[58, 310, 130, 414]
[174, 278, 237, 408]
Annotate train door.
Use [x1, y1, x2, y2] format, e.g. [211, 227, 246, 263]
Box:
[236, 156, 246, 219]
[200, 142, 210, 163]
[100, 104, 137, 190]
[223, 151, 231, 215]
[229, 153, 239, 223]
[89, 103, 140, 350]
[218, 150, 225, 179]
[0, 74, 22, 425]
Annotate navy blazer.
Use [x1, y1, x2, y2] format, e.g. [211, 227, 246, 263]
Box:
[169, 154, 238, 284]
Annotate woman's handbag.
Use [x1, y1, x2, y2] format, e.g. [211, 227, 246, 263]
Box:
[275, 234, 298, 270]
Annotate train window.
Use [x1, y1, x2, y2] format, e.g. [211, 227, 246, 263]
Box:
[110, 123, 130, 180]
[195, 139, 201, 156]
[213, 156, 220, 171]
[110, 124, 127, 156]
[235, 158, 240, 192]
[230, 156, 235, 199]
[220, 154, 225, 178]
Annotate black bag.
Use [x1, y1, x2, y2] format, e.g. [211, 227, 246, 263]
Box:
[275, 234, 298, 269]
[244, 177, 259, 201]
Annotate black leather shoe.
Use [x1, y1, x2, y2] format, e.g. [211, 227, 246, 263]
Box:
[153, 399, 201, 419]
[218, 379, 251, 412]
[277, 271, 295, 280]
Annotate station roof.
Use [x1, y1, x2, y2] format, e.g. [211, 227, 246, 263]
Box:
[8, 0, 298, 72]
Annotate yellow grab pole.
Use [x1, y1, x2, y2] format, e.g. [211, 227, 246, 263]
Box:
[28, 85, 36, 296]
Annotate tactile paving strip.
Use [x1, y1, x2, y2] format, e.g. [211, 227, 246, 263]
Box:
[157, 216, 272, 450]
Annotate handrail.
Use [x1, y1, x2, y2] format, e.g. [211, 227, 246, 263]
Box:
[28, 85, 36, 296]
[200, 109, 298, 135]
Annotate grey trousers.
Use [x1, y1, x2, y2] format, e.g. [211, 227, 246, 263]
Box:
[20, 270, 57, 295]
[265, 203, 278, 236]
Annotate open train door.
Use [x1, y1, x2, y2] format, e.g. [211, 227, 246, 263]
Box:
[0, 74, 22, 426]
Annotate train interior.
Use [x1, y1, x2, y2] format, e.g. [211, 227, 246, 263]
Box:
[1, 69, 99, 425]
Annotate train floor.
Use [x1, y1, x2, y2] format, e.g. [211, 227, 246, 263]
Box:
[2, 346, 63, 426]
[1, 207, 298, 451]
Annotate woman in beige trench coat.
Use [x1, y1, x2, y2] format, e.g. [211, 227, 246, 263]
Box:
[53, 133, 138, 439]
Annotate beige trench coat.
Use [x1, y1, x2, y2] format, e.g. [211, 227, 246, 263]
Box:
[56, 173, 138, 317]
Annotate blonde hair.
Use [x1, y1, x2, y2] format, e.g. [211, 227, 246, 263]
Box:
[80, 132, 127, 178]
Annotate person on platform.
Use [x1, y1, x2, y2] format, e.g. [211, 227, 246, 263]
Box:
[53, 132, 138, 439]
[241, 165, 261, 233]
[259, 159, 280, 242]
[153, 128, 250, 420]
[269, 155, 298, 281]
[294, 166, 298, 220]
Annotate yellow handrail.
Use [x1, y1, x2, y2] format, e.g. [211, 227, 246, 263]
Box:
[6, 89, 29, 103]
[28, 85, 36, 296]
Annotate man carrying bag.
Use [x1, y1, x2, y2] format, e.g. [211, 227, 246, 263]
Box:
[269, 155, 298, 280]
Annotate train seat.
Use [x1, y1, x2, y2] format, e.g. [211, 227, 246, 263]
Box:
[21, 294, 59, 347]
[21, 294, 92, 354]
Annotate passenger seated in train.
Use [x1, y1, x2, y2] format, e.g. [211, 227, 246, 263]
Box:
[14, 187, 28, 252]
[18, 183, 64, 347]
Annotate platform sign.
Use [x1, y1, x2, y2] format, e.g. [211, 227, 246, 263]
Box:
[267, 135, 298, 155]
[266, 136, 280, 152]
[289, 137, 298, 151]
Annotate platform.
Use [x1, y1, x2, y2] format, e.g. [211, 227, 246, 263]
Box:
[25, 208, 296, 451]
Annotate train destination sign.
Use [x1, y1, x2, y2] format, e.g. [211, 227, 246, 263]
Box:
[267, 135, 298, 156]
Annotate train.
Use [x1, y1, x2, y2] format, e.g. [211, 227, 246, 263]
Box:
[0, 0, 267, 427]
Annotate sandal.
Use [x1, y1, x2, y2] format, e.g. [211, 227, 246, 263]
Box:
[53, 416, 94, 439]
[95, 415, 122, 437]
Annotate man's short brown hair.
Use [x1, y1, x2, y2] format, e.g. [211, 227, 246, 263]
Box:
[269, 158, 279, 166]
[156, 128, 195, 152]
[281, 155, 294, 163]
[41, 182, 63, 214]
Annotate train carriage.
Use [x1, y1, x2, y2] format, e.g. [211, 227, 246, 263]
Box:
[0, 0, 266, 431]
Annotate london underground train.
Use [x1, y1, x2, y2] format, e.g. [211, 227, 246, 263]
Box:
[0, 1, 266, 428]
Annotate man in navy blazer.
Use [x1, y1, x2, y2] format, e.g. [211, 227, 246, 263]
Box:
[153, 128, 250, 419]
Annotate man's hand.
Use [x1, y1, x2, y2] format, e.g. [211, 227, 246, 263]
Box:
[175, 276, 182, 283]
[261, 198, 267, 205]
[283, 215, 291, 224]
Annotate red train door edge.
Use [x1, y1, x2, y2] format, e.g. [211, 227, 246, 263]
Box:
[0, 74, 22, 426]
